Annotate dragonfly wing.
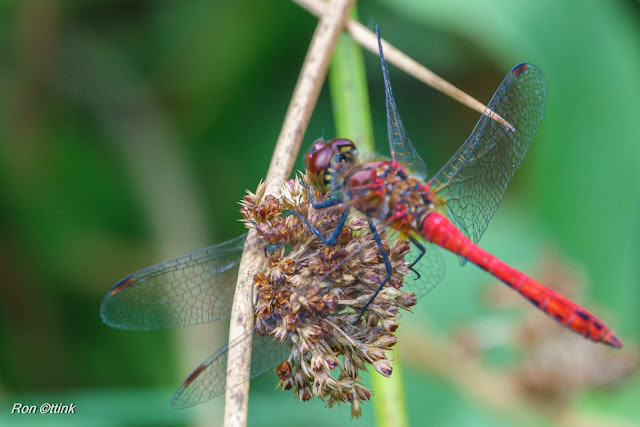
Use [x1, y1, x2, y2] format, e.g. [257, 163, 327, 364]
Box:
[171, 335, 291, 409]
[429, 64, 547, 246]
[377, 26, 428, 181]
[404, 236, 446, 299]
[101, 233, 247, 330]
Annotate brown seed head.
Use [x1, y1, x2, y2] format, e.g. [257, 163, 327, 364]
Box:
[240, 176, 416, 418]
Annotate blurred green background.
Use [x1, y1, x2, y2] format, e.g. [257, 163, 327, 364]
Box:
[0, 0, 638, 426]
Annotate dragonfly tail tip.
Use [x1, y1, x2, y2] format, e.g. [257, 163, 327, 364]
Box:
[602, 331, 623, 349]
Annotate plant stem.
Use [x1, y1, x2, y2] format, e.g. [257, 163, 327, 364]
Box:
[329, 6, 409, 427]
[329, 21, 374, 152]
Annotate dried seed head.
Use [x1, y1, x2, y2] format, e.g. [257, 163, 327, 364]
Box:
[373, 359, 393, 377]
[241, 176, 416, 418]
[350, 396, 362, 418]
[276, 360, 294, 391]
[299, 386, 312, 401]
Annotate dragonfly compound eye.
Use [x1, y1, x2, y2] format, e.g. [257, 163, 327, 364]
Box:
[305, 144, 333, 176]
[305, 144, 333, 193]
[305, 138, 358, 193]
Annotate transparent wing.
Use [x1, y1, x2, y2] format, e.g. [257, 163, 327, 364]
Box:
[429, 63, 547, 245]
[171, 335, 291, 409]
[100, 234, 247, 330]
[377, 26, 428, 180]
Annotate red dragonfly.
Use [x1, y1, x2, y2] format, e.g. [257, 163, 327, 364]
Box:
[100, 28, 621, 409]
[300, 28, 621, 349]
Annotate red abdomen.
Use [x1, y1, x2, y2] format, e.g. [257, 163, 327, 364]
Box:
[421, 212, 622, 348]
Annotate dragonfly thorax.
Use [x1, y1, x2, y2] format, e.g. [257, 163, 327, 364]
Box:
[346, 160, 436, 233]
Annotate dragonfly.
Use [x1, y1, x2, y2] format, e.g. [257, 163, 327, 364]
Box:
[301, 27, 621, 348]
[100, 27, 622, 410]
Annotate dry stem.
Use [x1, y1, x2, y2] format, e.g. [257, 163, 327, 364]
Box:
[222, 0, 356, 425]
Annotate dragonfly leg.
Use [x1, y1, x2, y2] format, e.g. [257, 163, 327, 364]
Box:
[293, 207, 350, 246]
[351, 219, 393, 325]
[407, 235, 425, 279]
[265, 242, 284, 257]
[301, 182, 342, 209]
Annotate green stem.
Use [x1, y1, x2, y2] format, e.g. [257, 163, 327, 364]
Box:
[328, 11, 373, 153]
[328, 7, 409, 427]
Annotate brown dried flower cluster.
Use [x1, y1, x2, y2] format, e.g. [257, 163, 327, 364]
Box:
[239, 177, 417, 418]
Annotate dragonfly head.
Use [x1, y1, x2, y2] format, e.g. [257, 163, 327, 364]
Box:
[305, 138, 358, 193]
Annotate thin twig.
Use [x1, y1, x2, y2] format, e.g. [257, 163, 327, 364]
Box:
[293, 0, 514, 130]
[222, 0, 356, 425]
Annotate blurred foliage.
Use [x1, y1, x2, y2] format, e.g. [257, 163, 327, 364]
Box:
[0, 0, 638, 426]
